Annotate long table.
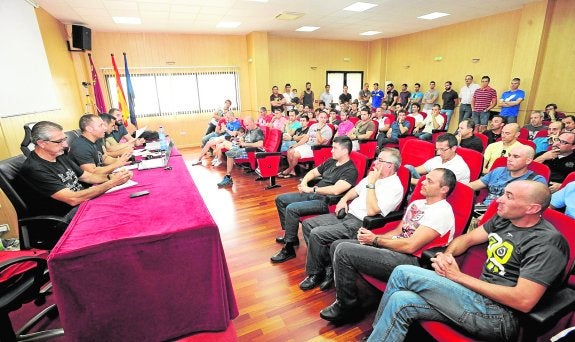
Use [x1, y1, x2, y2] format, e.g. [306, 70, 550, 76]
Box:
[47, 152, 238, 341]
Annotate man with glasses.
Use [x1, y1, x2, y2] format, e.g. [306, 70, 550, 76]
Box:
[543, 103, 565, 123]
[70, 114, 132, 175]
[535, 132, 575, 192]
[298, 149, 404, 291]
[458, 75, 479, 123]
[498, 77, 525, 124]
[483, 123, 523, 173]
[405, 133, 470, 185]
[16, 121, 133, 222]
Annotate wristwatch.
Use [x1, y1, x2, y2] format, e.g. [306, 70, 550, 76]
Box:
[366, 183, 375, 189]
[313, 186, 318, 193]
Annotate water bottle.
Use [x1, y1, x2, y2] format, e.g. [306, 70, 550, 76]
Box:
[158, 126, 167, 151]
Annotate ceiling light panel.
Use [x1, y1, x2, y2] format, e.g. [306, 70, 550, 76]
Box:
[343, 2, 378, 12]
[296, 26, 319, 32]
[360, 31, 381, 36]
[417, 12, 450, 20]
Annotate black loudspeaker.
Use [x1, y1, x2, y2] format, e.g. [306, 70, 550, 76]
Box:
[72, 25, 91, 50]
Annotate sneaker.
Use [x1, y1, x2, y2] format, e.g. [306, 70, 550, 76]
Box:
[190, 159, 202, 166]
[211, 158, 221, 166]
[217, 175, 233, 188]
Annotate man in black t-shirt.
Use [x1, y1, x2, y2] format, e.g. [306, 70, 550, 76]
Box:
[271, 136, 358, 263]
[16, 121, 133, 221]
[535, 131, 575, 192]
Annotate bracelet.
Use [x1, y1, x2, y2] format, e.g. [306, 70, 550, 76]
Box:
[372, 236, 379, 247]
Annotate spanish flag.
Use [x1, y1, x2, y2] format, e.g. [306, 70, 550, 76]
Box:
[111, 53, 130, 126]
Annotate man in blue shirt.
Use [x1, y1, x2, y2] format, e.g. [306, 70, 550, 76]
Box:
[498, 77, 525, 124]
[371, 83, 384, 110]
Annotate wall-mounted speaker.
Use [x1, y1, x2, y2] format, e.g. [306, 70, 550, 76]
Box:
[72, 25, 91, 51]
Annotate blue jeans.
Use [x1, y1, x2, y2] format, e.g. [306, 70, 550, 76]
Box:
[472, 111, 489, 126]
[459, 104, 472, 123]
[413, 132, 432, 141]
[368, 265, 519, 342]
[275, 192, 329, 242]
[503, 115, 517, 124]
[441, 109, 453, 127]
[280, 140, 296, 152]
[404, 164, 421, 180]
[201, 132, 220, 147]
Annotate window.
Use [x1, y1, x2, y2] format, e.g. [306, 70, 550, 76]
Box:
[103, 67, 240, 117]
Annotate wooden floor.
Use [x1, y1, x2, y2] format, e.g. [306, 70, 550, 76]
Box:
[181, 147, 377, 342]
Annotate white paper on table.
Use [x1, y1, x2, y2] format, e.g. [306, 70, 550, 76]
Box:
[132, 149, 147, 157]
[105, 180, 138, 193]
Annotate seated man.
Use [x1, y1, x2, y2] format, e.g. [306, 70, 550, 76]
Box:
[372, 107, 391, 140]
[368, 180, 568, 342]
[217, 117, 264, 188]
[543, 103, 565, 122]
[407, 103, 424, 126]
[468, 145, 546, 205]
[298, 148, 404, 291]
[405, 133, 470, 185]
[377, 110, 410, 150]
[535, 132, 575, 192]
[211, 127, 245, 167]
[335, 111, 355, 137]
[320, 168, 456, 322]
[524, 111, 548, 140]
[551, 181, 575, 219]
[191, 111, 241, 166]
[282, 109, 302, 142]
[272, 137, 358, 263]
[106, 108, 144, 155]
[456, 118, 484, 153]
[278, 112, 333, 178]
[16, 121, 133, 222]
[482, 123, 523, 173]
[268, 108, 288, 131]
[205, 99, 232, 135]
[482, 114, 505, 145]
[69, 114, 132, 175]
[281, 115, 309, 152]
[412, 104, 444, 141]
[533, 120, 564, 154]
[347, 108, 375, 151]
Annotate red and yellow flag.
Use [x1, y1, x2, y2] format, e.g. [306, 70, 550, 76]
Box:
[111, 53, 130, 126]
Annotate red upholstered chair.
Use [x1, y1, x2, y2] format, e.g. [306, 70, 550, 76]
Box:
[399, 139, 435, 168]
[360, 178, 475, 292]
[386, 116, 417, 150]
[236, 128, 282, 172]
[519, 127, 529, 140]
[517, 137, 537, 150]
[298, 124, 335, 167]
[490, 157, 551, 182]
[560, 171, 575, 190]
[456, 147, 484, 181]
[348, 117, 359, 125]
[430, 113, 449, 143]
[534, 130, 549, 139]
[475, 133, 489, 151]
[418, 207, 575, 342]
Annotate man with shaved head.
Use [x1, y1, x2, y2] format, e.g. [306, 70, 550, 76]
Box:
[368, 180, 569, 341]
[482, 123, 523, 173]
[468, 145, 546, 205]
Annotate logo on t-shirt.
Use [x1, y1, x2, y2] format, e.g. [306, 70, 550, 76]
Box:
[486, 233, 515, 276]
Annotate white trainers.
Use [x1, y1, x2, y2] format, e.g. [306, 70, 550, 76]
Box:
[211, 158, 220, 166]
[190, 159, 202, 166]
[212, 159, 223, 167]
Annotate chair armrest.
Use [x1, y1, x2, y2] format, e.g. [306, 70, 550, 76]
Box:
[363, 210, 404, 230]
[245, 146, 263, 153]
[419, 246, 448, 268]
[358, 139, 378, 143]
[311, 145, 332, 151]
[0, 256, 47, 270]
[431, 129, 447, 134]
[524, 287, 575, 325]
[19, 215, 69, 226]
[255, 151, 282, 159]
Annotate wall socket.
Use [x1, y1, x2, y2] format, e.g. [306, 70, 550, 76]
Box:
[0, 224, 9, 232]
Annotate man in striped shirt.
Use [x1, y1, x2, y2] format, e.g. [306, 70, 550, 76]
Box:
[471, 76, 497, 133]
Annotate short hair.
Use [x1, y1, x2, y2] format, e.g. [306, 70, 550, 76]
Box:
[465, 75, 473, 80]
[546, 103, 558, 110]
[445, 81, 452, 85]
[512, 77, 521, 82]
[285, 83, 291, 87]
[306, 82, 311, 86]
[259, 106, 267, 112]
[549, 121, 565, 130]
[482, 76, 491, 82]
[237, 127, 246, 134]
[491, 114, 506, 124]
[433, 103, 441, 110]
[397, 109, 406, 115]
[520, 180, 551, 212]
[108, 108, 120, 114]
[411, 103, 421, 110]
[461, 118, 475, 130]
[436, 168, 457, 197]
[99, 113, 116, 124]
[373, 82, 379, 86]
[332, 136, 352, 154]
[430, 81, 435, 85]
[564, 115, 575, 123]
[325, 84, 330, 87]
[319, 101, 325, 106]
[300, 115, 309, 122]
[79, 114, 99, 132]
[402, 83, 407, 87]
[360, 107, 370, 114]
[31, 121, 63, 144]
[387, 83, 394, 87]
[530, 111, 543, 119]
[436, 133, 458, 148]
[380, 147, 401, 171]
[272, 85, 278, 90]
[414, 83, 421, 87]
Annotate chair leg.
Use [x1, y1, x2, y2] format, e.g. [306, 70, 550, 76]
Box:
[265, 176, 281, 190]
[255, 176, 267, 181]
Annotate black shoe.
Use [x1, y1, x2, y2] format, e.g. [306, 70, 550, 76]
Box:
[320, 300, 358, 323]
[275, 236, 300, 246]
[319, 266, 334, 291]
[299, 273, 325, 291]
[270, 246, 296, 263]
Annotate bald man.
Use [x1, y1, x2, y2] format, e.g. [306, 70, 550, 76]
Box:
[368, 180, 569, 341]
[482, 123, 523, 173]
[468, 145, 546, 205]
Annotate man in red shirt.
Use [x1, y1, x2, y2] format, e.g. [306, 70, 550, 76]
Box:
[471, 76, 497, 133]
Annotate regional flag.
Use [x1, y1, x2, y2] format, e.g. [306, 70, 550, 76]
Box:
[88, 53, 107, 114]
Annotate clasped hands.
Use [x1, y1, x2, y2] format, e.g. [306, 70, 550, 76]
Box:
[430, 252, 462, 280]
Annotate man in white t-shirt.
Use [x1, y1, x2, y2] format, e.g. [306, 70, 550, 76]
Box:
[283, 83, 295, 111]
[320, 168, 456, 323]
[406, 133, 470, 184]
[298, 148, 405, 291]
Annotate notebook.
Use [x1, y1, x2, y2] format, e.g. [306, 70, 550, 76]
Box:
[134, 126, 148, 139]
[138, 141, 173, 170]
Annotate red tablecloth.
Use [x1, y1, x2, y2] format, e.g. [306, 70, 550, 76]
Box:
[47, 155, 237, 341]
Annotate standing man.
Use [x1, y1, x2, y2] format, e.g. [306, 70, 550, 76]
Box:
[458, 75, 479, 123]
[283, 83, 295, 111]
[368, 180, 568, 342]
[339, 85, 352, 104]
[384, 83, 398, 107]
[471, 76, 497, 133]
[320, 84, 334, 110]
[302, 82, 314, 109]
[498, 77, 525, 124]
[441, 81, 459, 127]
[359, 83, 371, 108]
[272, 137, 358, 263]
[270, 86, 285, 112]
[371, 83, 385, 110]
[456, 119, 484, 153]
[298, 149, 404, 291]
[320, 168, 457, 323]
[399, 83, 411, 109]
[407, 83, 423, 111]
[422, 81, 439, 115]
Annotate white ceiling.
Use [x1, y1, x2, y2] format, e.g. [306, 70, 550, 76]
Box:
[35, 0, 542, 41]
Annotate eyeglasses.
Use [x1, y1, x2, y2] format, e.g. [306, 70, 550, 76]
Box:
[377, 158, 394, 165]
[46, 137, 68, 144]
[435, 147, 450, 152]
[557, 139, 573, 145]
